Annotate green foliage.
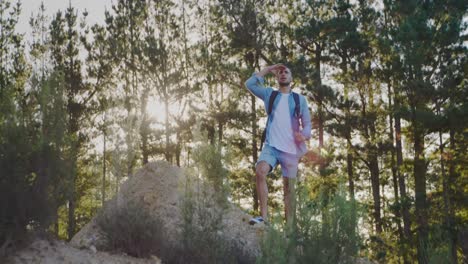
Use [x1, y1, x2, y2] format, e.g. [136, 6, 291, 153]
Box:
[96, 200, 164, 258]
[229, 168, 254, 205]
[425, 224, 456, 264]
[0, 121, 43, 239]
[0, 73, 69, 252]
[173, 143, 238, 263]
[0, 0, 69, 250]
[175, 178, 237, 264]
[258, 185, 360, 264]
[192, 143, 230, 206]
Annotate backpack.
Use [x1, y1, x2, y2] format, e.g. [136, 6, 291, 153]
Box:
[260, 90, 301, 150]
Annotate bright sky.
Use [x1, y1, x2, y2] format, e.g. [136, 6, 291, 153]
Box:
[17, 0, 113, 36]
[15, 0, 177, 126]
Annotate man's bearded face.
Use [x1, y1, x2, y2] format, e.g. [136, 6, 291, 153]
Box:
[275, 66, 292, 86]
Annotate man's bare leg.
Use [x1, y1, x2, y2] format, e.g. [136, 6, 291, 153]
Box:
[256, 161, 270, 220]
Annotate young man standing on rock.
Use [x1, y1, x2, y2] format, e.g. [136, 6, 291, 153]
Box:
[245, 64, 312, 225]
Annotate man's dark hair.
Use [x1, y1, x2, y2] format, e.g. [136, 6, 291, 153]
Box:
[279, 62, 293, 71]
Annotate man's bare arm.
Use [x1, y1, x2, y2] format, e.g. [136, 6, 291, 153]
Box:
[245, 64, 284, 100]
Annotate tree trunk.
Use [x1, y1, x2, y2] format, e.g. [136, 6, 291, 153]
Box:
[439, 128, 457, 264]
[218, 120, 223, 151]
[363, 78, 381, 235]
[67, 107, 79, 240]
[164, 95, 171, 162]
[140, 89, 150, 164]
[388, 82, 404, 251]
[413, 122, 428, 264]
[175, 132, 181, 167]
[207, 122, 215, 145]
[67, 192, 76, 240]
[102, 125, 106, 206]
[448, 127, 458, 264]
[347, 145, 354, 199]
[395, 99, 411, 240]
[315, 46, 323, 151]
[341, 61, 354, 200]
[369, 155, 382, 234]
[67, 156, 77, 241]
[251, 93, 259, 212]
[141, 123, 148, 164]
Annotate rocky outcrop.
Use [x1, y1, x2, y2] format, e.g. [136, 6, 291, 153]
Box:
[71, 161, 264, 263]
[7, 238, 161, 264]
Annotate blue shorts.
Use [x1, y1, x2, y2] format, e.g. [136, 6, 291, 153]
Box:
[257, 144, 300, 178]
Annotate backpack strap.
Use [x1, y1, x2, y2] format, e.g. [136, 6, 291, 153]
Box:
[292, 92, 301, 119]
[267, 91, 279, 115]
[292, 93, 302, 138]
[261, 91, 279, 150]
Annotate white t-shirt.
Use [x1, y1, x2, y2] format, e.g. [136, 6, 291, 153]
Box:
[268, 93, 296, 154]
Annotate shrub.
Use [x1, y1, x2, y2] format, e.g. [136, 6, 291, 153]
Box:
[258, 184, 361, 264]
[192, 143, 230, 207]
[169, 143, 238, 263]
[96, 200, 163, 258]
[174, 187, 237, 264]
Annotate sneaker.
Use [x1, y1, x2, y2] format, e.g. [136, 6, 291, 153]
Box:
[249, 216, 265, 225]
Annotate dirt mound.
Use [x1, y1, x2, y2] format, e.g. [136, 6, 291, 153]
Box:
[71, 161, 264, 263]
[6, 238, 161, 264]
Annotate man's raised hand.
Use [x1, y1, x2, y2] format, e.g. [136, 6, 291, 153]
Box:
[269, 64, 287, 76]
[256, 64, 286, 78]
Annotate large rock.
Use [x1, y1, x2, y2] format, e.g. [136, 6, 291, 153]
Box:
[7, 238, 161, 264]
[71, 161, 264, 263]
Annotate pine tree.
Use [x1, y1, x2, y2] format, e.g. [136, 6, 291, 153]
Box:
[215, 0, 273, 212]
[0, 0, 63, 247]
[291, 0, 342, 209]
[139, 0, 186, 163]
[29, 1, 49, 81]
[48, 4, 90, 240]
[385, 0, 466, 261]
[104, 0, 147, 172]
[325, 0, 363, 201]
[429, 2, 467, 262]
[83, 21, 115, 205]
[28, 1, 65, 237]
